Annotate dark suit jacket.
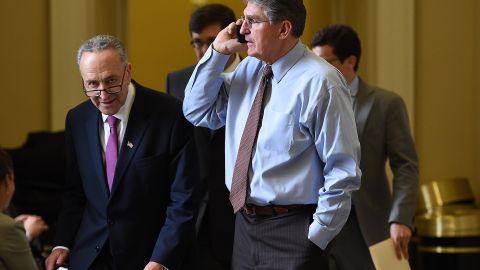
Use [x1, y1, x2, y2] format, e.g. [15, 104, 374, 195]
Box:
[166, 66, 235, 269]
[166, 65, 195, 101]
[352, 78, 419, 246]
[54, 81, 200, 270]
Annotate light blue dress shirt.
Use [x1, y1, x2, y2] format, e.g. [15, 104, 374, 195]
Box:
[183, 41, 361, 249]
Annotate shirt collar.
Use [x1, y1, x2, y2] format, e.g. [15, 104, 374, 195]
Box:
[101, 82, 136, 124]
[348, 76, 359, 97]
[270, 41, 304, 84]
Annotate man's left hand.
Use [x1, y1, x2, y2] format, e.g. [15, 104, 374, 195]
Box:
[144, 261, 167, 270]
[390, 223, 412, 260]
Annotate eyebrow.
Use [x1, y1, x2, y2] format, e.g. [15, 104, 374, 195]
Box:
[85, 74, 118, 84]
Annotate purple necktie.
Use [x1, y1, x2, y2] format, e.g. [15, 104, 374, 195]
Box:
[106, 116, 118, 191]
[230, 65, 273, 213]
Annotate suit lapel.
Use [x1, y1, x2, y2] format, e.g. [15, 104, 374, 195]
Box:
[354, 78, 375, 139]
[85, 109, 110, 196]
[110, 87, 150, 197]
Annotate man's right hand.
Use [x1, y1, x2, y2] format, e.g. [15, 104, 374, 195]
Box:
[45, 249, 70, 270]
[212, 21, 248, 55]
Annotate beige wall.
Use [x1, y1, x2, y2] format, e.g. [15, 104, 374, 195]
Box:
[415, 0, 480, 200]
[0, 0, 49, 148]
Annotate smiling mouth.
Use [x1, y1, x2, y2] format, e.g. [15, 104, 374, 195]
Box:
[101, 100, 115, 105]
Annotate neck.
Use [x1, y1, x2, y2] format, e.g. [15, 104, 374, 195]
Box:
[264, 38, 298, 65]
[345, 72, 357, 84]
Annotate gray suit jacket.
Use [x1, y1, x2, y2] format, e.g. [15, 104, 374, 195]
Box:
[352, 78, 419, 246]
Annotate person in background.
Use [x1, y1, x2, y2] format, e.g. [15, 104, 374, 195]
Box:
[311, 24, 419, 269]
[183, 0, 361, 269]
[166, 4, 239, 269]
[0, 147, 39, 269]
[14, 214, 48, 242]
[45, 35, 200, 270]
[166, 3, 241, 99]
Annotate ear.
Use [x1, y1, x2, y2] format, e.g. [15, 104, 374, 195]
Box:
[4, 173, 14, 191]
[278, 20, 292, 40]
[126, 63, 133, 80]
[1, 173, 14, 195]
[345, 55, 357, 69]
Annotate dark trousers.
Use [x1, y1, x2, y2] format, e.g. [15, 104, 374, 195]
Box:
[325, 207, 375, 270]
[232, 206, 327, 270]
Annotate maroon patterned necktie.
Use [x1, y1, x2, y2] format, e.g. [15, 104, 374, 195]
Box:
[105, 116, 118, 191]
[230, 65, 273, 213]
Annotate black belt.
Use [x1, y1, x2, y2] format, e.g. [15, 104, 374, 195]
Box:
[243, 204, 315, 217]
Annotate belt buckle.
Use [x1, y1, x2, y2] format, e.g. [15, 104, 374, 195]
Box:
[244, 205, 256, 216]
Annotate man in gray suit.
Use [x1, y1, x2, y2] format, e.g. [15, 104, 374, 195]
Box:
[311, 24, 419, 269]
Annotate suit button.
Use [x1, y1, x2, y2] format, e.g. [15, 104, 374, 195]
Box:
[95, 245, 101, 252]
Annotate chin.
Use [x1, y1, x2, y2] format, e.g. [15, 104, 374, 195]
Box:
[99, 107, 119, 116]
[247, 49, 259, 58]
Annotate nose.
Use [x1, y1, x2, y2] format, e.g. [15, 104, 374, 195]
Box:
[240, 21, 249, 35]
[98, 88, 112, 99]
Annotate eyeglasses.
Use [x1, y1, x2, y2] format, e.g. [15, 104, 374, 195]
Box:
[240, 15, 270, 29]
[83, 65, 127, 97]
[190, 37, 216, 49]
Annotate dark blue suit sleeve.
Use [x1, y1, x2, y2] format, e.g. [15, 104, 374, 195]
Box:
[149, 108, 200, 268]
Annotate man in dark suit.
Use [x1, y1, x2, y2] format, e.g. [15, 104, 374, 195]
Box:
[166, 4, 241, 100]
[165, 4, 239, 270]
[312, 24, 419, 269]
[45, 35, 200, 270]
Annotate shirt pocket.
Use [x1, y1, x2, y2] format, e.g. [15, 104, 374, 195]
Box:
[259, 108, 294, 153]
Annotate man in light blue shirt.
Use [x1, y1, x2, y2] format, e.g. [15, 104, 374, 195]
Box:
[183, 0, 361, 269]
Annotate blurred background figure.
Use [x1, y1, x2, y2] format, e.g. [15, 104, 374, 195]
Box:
[0, 147, 40, 269]
[166, 3, 241, 99]
[311, 24, 419, 270]
[5, 131, 64, 269]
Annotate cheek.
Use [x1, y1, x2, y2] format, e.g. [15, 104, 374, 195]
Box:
[117, 91, 129, 107]
[195, 49, 203, 59]
[90, 97, 100, 107]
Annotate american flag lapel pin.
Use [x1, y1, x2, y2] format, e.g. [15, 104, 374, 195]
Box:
[127, 141, 134, 149]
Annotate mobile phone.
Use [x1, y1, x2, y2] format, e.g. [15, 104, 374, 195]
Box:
[236, 25, 247, 43]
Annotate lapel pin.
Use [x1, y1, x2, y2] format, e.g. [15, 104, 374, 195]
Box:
[127, 141, 134, 149]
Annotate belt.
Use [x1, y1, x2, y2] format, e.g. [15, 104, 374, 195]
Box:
[242, 204, 314, 217]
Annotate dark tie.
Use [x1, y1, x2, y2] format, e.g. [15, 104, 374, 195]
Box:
[106, 116, 118, 191]
[230, 65, 273, 213]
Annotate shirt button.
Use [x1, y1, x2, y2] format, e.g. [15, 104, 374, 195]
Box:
[95, 245, 101, 252]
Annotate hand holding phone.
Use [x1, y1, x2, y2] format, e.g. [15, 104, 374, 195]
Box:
[236, 25, 247, 43]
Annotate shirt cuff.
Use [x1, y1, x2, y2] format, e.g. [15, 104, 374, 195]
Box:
[52, 246, 70, 252]
[307, 219, 333, 250]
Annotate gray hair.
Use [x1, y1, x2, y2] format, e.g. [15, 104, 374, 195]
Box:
[76, 35, 128, 65]
[247, 0, 306, 38]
